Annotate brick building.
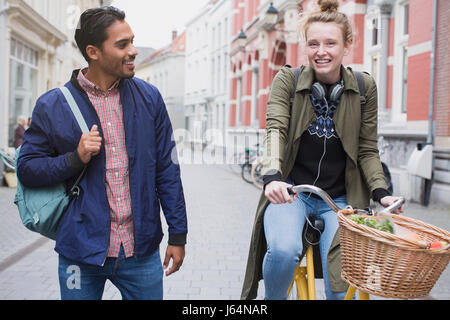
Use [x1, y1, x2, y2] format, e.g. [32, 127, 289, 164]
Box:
[228, 0, 449, 204]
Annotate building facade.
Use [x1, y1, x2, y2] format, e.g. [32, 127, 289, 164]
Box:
[135, 32, 186, 131]
[184, 0, 232, 146]
[0, 0, 111, 150]
[229, 0, 449, 204]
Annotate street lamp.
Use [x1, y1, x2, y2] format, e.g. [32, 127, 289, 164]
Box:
[264, 2, 279, 27]
[262, 2, 296, 35]
[237, 29, 247, 49]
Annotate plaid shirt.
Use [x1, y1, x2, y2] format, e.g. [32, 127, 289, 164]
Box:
[77, 69, 134, 258]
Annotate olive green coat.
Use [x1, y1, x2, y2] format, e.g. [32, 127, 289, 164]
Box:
[241, 65, 387, 300]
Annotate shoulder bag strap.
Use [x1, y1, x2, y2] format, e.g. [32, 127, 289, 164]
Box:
[290, 67, 302, 106]
[59, 86, 89, 197]
[353, 71, 367, 109]
[60, 86, 90, 133]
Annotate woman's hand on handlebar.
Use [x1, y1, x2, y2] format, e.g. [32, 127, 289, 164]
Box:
[380, 196, 405, 214]
[265, 181, 297, 204]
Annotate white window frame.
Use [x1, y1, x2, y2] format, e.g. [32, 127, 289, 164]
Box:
[237, 74, 242, 126]
[250, 66, 259, 126]
[364, 8, 382, 85]
[391, 0, 409, 123]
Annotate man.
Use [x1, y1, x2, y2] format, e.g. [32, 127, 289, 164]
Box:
[17, 6, 187, 300]
[14, 115, 27, 149]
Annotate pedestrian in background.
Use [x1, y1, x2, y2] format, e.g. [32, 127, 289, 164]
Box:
[242, 0, 403, 300]
[14, 115, 27, 149]
[17, 6, 187, 300]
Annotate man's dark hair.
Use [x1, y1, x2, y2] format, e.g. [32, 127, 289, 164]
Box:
[75, 6, 126, 62]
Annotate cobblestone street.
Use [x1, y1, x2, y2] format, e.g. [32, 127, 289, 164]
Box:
[0, 163, 449, 300]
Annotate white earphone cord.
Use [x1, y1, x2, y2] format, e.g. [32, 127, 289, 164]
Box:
[303, 101, 330, 245]
[305, 119, 328, 200]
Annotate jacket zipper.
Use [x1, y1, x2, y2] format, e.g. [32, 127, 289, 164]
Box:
[83, 92, 110, 267]
[70, 79, 112, 267]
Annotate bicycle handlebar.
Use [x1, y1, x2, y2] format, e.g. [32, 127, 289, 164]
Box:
[287, 185, 342, 213]
[287, 184, 406, 216]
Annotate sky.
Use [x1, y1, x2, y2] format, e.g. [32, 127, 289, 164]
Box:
[111, 0, 210, 49]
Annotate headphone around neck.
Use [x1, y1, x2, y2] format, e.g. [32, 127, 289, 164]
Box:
[311, 80, 345, 104]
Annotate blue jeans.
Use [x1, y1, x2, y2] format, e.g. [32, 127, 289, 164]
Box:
[58, 245, 163, 300]
[262, 192, 348, 300]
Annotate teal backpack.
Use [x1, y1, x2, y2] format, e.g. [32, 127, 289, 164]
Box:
[14, 87, 88, 240]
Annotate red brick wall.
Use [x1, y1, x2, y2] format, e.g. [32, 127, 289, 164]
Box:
[407, 52, 431, 121]
[405, 0, 433, 121]
[409, 0, 433, 46]
[343, 13, 365, 65]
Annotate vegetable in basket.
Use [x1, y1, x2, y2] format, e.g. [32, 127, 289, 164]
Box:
[349, 214, 449, 249]
[349, 214, 394, 234]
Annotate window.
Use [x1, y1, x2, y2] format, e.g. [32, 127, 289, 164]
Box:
[9, 37, 39, 147]
[366, 12, 382, 84]
[399, 1, 409, 114]
[403, 4, 409, 35]
[211, 58, 215, 94]
[237, 75, 242, 125]
[216, 104, 220, 129]
[218, 22, 221, 48]
[251, 68, 259, 124]
[165, 71, 169, 97]
[401, 46, 408, 113]
[371, 18, 379, 46]
[371, 55, 378, 83]
[224, 52, 228, 93]
[217, 55, 221, 93]
[10, 38, 39, 67]
[391, 0, 410, 121]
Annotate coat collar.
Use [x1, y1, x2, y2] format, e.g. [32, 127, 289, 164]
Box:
[296, 65, 360, 94]
[70, 69, 126, 94]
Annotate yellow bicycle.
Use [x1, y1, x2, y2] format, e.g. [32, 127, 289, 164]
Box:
[286, 245, 369, 300]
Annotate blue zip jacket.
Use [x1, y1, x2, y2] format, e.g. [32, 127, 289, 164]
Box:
[17, 70, 187, 266]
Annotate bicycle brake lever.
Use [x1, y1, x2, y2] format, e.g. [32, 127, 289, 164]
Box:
[377, 197, 406, 216]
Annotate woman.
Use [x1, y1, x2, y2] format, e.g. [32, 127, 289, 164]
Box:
[241, 0, 403, 300]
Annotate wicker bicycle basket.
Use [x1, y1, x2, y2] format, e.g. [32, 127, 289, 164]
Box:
[338, 209, 450, 299]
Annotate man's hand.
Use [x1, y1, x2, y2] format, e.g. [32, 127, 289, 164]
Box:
[77, 125, 102, 164]
[380, 196, 405, 214]
[265, 181, 297, 204]
[163, 245, 185, 276]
